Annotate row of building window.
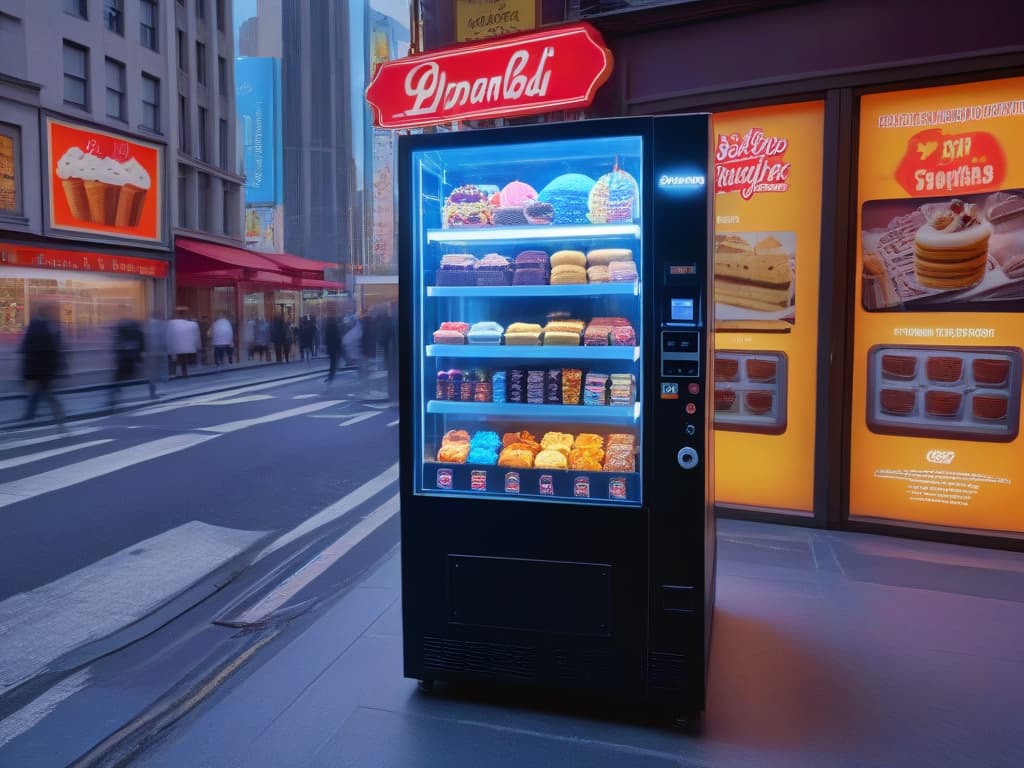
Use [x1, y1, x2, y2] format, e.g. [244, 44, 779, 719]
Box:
[63, 40, 161, 132]
[178, 167, 237, 234]
[65, 0, 226, 36]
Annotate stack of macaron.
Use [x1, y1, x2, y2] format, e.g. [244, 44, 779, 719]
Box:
[538, 173, 596, 225]
[442, 184, 493, 228]
[549, 249, 588, 285]
[584, 373, 609, 405]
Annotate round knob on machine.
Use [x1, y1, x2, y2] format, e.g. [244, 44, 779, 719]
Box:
[676, 446, 699, 470]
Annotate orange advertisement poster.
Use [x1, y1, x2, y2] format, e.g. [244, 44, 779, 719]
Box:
[851, 77, 1024, 533]
[45, 117, 163, 244]
[712, 101, 824, 514]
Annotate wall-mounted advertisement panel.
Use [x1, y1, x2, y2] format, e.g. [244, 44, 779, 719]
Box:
[44, 117, 164, 245]
[236, 57, 282, 206]
[851, 76, 1024, 533]
[712, 101, 824, 514]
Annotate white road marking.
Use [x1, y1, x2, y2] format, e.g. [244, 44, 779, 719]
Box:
[0, 522, 266, 695]
[292, 394, 318, 399]
[387, 419, 399, 427]
[256, 461, 399, 561]
[0, 433, 219, 509]
[338, 412, 380, 427]
[0, 670, 91, 749]
[0, 440, 114, 471]
[0, 427, 101, 452]
[199, 401, 342, 434]
[195, 395, 274, 406]
[130, 372, 325, 416]
[233, 494, 399, 625]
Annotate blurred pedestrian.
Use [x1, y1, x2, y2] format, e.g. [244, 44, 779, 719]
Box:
[244, 315, 257, 360]
[256, 317, 270, 361]
[341, 310, 362, 367]
[211, 313, 234, 365]
[197, 315, 211, 366]
[167, 310, 198, 377]
[323, 312, 341, 384]
[271, 313, 289, 363]
[298, 315, 316, 363]
[109, 313, 145, 407]
[19, 302, 66, 427]
[144, 312, 165, 398]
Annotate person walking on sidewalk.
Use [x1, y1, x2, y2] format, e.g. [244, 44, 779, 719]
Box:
[167, 310, 198, 378]
[298, 315, 316, 363]
[271, 313, 289, 363]
[211, 313, 235, 365]
[109, 314, 145, 407]
[144, 312, 165, 398]
[19, 302, 66, 427]
[323, 312, 341, 384]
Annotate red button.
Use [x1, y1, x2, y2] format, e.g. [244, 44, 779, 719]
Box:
[688, 382, 700, 395]
[685, 402, 697, 415]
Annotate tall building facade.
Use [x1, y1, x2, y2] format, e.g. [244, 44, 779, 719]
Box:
[0, 0, 183, 390]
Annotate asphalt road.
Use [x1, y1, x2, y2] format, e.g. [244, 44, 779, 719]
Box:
[0, 369, 401, 766]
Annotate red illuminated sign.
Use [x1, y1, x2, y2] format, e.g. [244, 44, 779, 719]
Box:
[0, 242, 168, 278]
[365, 23, 613, 129]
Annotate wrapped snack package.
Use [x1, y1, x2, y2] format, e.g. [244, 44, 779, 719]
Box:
[587, 265, 610, 283]
[562, 368, 583, 405]
[586, 248, 633, 266]
[542, 330, 581, 346]
[467, 321, 505, 344]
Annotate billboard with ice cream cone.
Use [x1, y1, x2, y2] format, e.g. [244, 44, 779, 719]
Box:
[44, 117, 163, 244]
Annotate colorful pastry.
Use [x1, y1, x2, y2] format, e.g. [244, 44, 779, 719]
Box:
[443, 184, 493, 228]
[523, 201, 554, 225]
[588, 165, 639, 224]
[438, 442, 470, 463]
[714, 234, 792, 312]
[499, 180, 538, 208]
[535, 449, 568, 469]
[537, 173, 596, 225]
[913, 199, 990, 290]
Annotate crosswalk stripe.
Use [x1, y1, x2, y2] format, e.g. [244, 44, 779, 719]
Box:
[130, 372, 325, 417]
[338, 412, 380, 427]
[292, 394, 318, 399]
[196, 395, 274, 406]
[232, 494, 399, 625]
[0, 670, 91, 749]
[255, 461, 400, 561]
[199, 401, 342, 434]
[0, 439, 114, 471]
[0, 433, 218, 510]
[0, 521, 266, 695]
[0, 427, 101, 453]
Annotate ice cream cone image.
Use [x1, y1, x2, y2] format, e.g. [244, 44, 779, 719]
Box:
[115, 184, 146, 228]
[61, 178, 90, 222]
[84, 179, 119, 225]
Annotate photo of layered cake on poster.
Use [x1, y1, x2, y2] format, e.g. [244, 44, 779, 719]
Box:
[713, 231, 796, 330]
[861, 191, 1024, 312]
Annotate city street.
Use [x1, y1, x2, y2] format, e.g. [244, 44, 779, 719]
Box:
[0, 367, 401, 766]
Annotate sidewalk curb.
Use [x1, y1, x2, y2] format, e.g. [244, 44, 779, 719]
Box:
[0, 365, 339, 430]
[0, 529, 276, 717]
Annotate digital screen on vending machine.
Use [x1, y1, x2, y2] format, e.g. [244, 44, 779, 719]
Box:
[670, 298, 695, 322]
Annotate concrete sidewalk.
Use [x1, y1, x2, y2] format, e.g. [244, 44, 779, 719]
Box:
[131, 519, 1024, 768]
[0, 358, 336, 429]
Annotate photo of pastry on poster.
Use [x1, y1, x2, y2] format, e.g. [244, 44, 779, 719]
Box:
[45, 117, 163, 244]
[850, 76, 1024, 533]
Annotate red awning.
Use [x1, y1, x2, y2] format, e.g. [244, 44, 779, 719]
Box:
[259, 251, 337, 274]
[176, 237, 281, 272]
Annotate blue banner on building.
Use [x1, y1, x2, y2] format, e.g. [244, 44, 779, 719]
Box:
[236, 57, 281, 205]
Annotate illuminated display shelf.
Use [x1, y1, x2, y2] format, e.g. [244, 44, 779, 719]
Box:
[426, 345, 640, 361]
[427, 283, 638, 298]
[426, 223, 641, 243]
[426, 400, 641, 423]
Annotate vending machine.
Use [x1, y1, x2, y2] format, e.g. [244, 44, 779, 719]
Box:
[397, 115, 715, 716]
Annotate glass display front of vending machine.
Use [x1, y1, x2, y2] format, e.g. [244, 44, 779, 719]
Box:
[408, 135, 645, 506]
